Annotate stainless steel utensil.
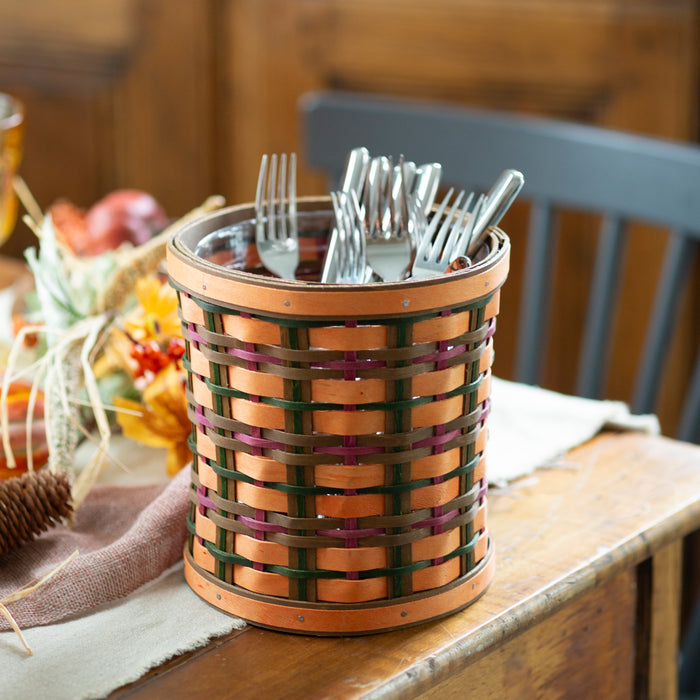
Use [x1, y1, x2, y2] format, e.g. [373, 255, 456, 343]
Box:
[364, 155, 415, 282]
[464, 169, 524, 257]
[254, 153, 299, 280]
[322, 147, 371, 283]
[411, 188, 475, 279]
[330, 190, 368, 284]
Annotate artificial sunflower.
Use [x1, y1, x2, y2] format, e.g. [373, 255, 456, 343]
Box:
[122, 275, 181, 344]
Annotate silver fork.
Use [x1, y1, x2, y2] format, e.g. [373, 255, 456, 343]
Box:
[363, 156, 415, 282]
[321, 147, 370, 283]
[410, 189, 479, 279]
[255, 153, 299, 280]
[330, 190, 368, 284]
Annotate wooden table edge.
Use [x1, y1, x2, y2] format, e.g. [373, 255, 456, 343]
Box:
[111, 431, 700, 699]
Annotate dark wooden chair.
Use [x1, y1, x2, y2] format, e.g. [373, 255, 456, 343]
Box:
[300, 90, 700, 444]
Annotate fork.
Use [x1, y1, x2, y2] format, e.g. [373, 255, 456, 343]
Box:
[321, 148, 370, 283]
[330, 190, 369, 284]
[363, 156, 415, 282]
[254, 153, 299, 280]
[410, 189, 481, 279]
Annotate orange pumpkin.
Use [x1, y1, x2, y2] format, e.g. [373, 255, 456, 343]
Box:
[0, 378, 49, 480]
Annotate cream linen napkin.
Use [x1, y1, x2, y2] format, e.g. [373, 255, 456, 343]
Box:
[0, 563, 245, 700]
[487, 376, 660, 486]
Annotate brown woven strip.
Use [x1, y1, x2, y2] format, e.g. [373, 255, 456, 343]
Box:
[187, 319, 493, 362]
[196, 497, 482, 552]
[193, 343, 486, 382]
[190, 415, 487, 469]
[191, 468, 482, 533]
[188, 399, 485, 450]
[191, 476, 482, 545]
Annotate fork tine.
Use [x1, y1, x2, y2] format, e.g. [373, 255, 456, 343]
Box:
[415, 187, 454, 259]
[346, 192, 365, 282]
[454, 193, 486, 259]
[278, 153, 287, 239]
[288, 153, 298, 239]
[398, 154, 410, 240]
[255, 152, 300, 279]
[429, 191, 466, 263]
[266, 153, 277, 240]
[255, 154, 268, 240]
[440, 201, 471, 264]
[330, 191, 344, 265]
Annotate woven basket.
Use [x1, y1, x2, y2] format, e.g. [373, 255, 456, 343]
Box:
[168, 197, 510, 635]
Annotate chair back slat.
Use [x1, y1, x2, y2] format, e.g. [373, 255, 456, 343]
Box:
[514, 200, 556, 385]
[679, 354, 700, 442]
[632, 234, 696, 415]
[575, 215, 626, 399]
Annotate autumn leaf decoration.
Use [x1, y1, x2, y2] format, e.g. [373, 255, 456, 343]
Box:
[114, 364, 191, 475]
[109, 276, 191, 475]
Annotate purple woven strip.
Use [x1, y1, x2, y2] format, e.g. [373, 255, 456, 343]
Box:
[244, 341, 258, 373]
[478, 481, 488, 500]
[432, 416, 446, 455]
[239, 515, 287, 534]
[226, 346, 283, 366]
[195, 405, 215, 431]
[485, 317, 496, 340]
[188, 323, 206, 346]
[312, 359, 386, 370]
[317, 525, 385, 539]
[317, 444, 384, 457]
[411, 508, 459, 531]
[413, 427, 461, 450]
[412, 343, 466, 366]
[250, 426, 263, 457]
[234, 432, 286, 450]
[196, 484, 217, 514]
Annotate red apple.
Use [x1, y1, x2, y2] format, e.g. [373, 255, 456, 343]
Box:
[83, 189, 169, 255]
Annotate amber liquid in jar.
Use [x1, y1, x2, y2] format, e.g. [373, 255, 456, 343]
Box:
[0, 94, 24, 246]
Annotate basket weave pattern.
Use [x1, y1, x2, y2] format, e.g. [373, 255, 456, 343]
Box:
[168, 201, 509, 633]
[177, 287, 498, 602]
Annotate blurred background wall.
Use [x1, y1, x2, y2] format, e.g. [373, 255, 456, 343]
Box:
[0, 0, 698, 433]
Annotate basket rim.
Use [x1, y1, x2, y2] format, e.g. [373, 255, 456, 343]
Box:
[167, 197, 510, 319]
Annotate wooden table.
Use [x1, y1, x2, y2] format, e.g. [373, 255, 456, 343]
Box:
[111, 431, 700, 699]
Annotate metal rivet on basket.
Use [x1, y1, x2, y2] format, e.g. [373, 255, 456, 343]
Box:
[216, 593, 221, 599]
[401, 611, 408, 617]
[472, 583, 476, 590]
[202, 283, 207, 290]
[298, 615, 304, 622]
[485, 281, 489, 287]
[402, 299, 409, 307]
[284, 300, 291, 307]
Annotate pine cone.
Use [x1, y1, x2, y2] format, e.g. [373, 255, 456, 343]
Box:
[0, 470, 73, 556]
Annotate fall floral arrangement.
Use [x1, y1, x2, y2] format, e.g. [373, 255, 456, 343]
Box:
[0, 182, 224, 556]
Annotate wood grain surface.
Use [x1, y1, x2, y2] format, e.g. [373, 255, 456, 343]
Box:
[112, 431, 700, 699]
[1, 0, 697, 434]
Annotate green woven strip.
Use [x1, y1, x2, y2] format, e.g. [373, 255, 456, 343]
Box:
[286, 325, 310, 600]
[193, 518, 481, 581]
[204, 309, 228, 580]
[194, 443, 479, 496]
[193, 366, 483, 412]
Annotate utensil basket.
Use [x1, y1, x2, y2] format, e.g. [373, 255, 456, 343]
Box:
[168, 197, 510, 634]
